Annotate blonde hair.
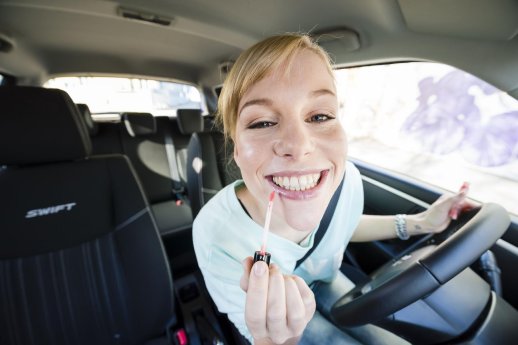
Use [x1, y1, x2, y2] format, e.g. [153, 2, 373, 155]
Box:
[216, 33, 334, 142]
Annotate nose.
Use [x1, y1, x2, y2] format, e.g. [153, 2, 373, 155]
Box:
[273, 121, 314, 159]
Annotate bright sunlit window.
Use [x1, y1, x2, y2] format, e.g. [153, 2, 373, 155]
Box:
[45, 76, 203, 116]
[335, 62, 518, 215]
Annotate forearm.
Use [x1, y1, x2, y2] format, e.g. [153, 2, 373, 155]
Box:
[351, 214, 428, 242]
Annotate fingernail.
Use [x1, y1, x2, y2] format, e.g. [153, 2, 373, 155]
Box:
[254, 262, 266, 276]
[451, 209, 458, 219]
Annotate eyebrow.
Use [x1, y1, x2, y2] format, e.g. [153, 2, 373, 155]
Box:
[239, 88, 336, 114]
[311, 88, 336, 97]
[239, 98, 272, 114]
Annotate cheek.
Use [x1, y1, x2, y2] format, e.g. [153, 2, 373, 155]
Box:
[322, 126, 348, 155]
[234, 137, 266, 169]
[341, 130, 348, 156]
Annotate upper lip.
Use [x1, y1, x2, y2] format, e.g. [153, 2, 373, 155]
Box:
[266, 169, 327, 177]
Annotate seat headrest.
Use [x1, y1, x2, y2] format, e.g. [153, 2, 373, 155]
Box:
[0, 87, 92, 165]
[122, 112, 156, 137]
[177, 109, 203, 134]
[76, 103, 99, 136]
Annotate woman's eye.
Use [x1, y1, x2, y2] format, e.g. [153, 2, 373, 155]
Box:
[309, 114, 334, 122]
[248, 121, 276, 129]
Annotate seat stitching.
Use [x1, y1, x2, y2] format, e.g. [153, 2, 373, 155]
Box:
[115, 207, 150, 231]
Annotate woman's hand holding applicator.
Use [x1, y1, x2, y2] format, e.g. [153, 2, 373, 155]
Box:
[240, 191, 316, 345]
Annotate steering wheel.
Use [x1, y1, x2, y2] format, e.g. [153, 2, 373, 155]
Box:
[331, 203, 511, 327]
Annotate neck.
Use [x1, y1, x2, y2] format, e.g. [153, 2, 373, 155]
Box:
[236, 184, 313, 244]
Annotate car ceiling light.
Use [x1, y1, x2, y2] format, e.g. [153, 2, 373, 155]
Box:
[117, 7, 173, 27]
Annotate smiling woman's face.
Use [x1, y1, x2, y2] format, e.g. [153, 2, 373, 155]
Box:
[234, 49, 348, 233]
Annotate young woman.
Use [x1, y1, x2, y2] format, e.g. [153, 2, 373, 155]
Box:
[193, 33, 468, 345]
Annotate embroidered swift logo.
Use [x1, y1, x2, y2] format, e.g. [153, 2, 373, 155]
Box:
[25, 202, 77, 219]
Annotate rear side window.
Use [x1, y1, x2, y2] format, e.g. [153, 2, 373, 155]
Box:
[335, 62, 518, 215]
[45, 76, 203, 116]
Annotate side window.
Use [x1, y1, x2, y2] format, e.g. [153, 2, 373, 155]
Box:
[335, 62, 518, 215]
[0, 74, 4, 85]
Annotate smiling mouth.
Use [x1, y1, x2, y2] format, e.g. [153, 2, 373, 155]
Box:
[270, 171, 324, 191]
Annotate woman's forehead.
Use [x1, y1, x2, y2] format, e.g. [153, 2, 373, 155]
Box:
[270, 49, 332, 81]
[240, 50, 335, 104]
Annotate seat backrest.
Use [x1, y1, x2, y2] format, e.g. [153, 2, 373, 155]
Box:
[178, 109, 241, 219]
[121, 112, 172, 204]
[76, 103, 98, 136]
[0, 87, 174, 345]
[120, 112, 193, 235]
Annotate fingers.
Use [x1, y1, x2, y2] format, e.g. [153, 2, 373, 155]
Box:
[269, 274, 315, 343]
[240, 256, 254, 292]
[416, 183, 477, 234]
[459, 181, 470, 195]
[284, 277, 307, 336]
[292, 275, 316, 322]
[430, 185, 468, 220]
[243, 262, 316, 343]
[245, 261, 269, 339]
[266, 265, 288, 344]
[449, 182, 470, 219]
[450, 199, 479, 219]
[460, 199, 478, 212]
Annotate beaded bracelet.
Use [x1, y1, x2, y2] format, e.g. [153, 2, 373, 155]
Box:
[395, 214, 409, 240]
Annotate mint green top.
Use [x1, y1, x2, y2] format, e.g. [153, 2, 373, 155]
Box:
[193, 161, 364, 340]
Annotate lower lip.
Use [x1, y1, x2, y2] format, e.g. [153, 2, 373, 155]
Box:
[268, 170, 329, 200]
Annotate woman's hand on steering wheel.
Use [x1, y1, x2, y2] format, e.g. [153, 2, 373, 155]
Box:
[409, 186, 475, 236]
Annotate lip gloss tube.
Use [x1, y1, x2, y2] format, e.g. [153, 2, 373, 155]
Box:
[253, 250, 271, 266]
[253, 191, 275, 266]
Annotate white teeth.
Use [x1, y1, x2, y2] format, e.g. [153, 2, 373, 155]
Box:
[272, 173, 321, 191]
[289, 177, 298, 190]
[300, 175, 307, 191]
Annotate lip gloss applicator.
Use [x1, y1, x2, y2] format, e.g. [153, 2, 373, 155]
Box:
[254, 191, 276, 266]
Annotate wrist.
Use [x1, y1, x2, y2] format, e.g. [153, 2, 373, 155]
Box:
[405, 213, 427, 236]
[395, 214, 428, 238]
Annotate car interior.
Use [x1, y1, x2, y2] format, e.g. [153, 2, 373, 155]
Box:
[1, 1, 518, 344]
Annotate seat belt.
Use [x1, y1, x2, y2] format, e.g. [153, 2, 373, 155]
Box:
[164, 126, 185, 205]
[295, 177, 344, 270]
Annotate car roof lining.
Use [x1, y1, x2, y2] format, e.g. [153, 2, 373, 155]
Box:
[399, 0, 518, 41]
[0, 0, 517, 96]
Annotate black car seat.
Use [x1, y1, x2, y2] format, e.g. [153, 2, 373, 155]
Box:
[178, 109, 241, 219]
[76, 103, 99, 136]
[120, 112, 193, 236]
[0, 87, 175, 345]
